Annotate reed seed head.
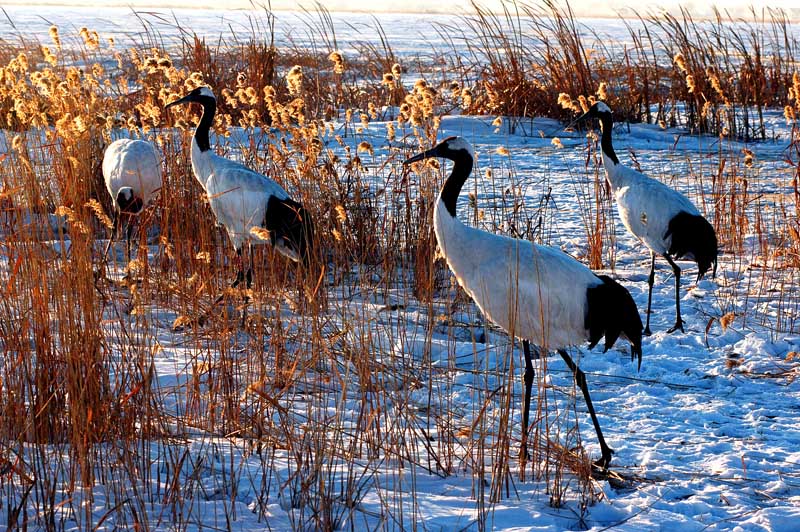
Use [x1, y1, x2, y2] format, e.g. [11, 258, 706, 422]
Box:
[597, 82, 608, 101]
[287, 65, 303, 96]
[328, 51, 345, 74]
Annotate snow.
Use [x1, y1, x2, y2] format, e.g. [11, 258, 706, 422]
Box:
[2, 6, 800, 532]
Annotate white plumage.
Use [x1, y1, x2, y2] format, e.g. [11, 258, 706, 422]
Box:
[102, 138, 162, 257]
[202, 155, 293, 256]
[608, 166, 698, 255]
[405, 136, 643, 468]
[435, 204, 602, 348]
[166, 86, 314, 297]
[103, 138, 162, 215]
[571, 101, 718, 335]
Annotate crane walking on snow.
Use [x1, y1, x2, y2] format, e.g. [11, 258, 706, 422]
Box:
[569, 102, 718, 335]
[404, 136, 643, 469]
[166, 86, 314, 313]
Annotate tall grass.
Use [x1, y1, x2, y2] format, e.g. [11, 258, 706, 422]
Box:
[0, 2, 798, 530]
[447, 1, 799, 138]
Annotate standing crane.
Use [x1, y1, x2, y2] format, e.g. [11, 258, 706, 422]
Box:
[166, 86, 314, 309]
[569, 102, 717, 334]
[404, 136, 643, 468]
[102, 138, 162, 260]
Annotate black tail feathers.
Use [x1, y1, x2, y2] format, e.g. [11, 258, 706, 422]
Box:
[665, 211, 718, 281]
[586, 275, 643, 370]
[264, 196, 315, 265]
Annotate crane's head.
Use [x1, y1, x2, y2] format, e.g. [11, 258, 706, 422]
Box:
[403, 136, 475, 165]
[586, 275, 644, 371]
[116, 187, 143, 214]
[566, 101, 613, 130]
[165, 86, 216, 109]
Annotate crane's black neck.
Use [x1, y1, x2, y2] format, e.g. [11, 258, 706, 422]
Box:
[598, 115, 619, 166]
[439, 151, 474, 218]
[194, 97, 216, 153]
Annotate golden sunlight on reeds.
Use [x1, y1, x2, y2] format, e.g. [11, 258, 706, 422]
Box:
[0, 3, 798, 530]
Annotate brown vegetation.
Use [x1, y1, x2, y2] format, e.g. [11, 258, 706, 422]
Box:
[0, 2, 798, 529]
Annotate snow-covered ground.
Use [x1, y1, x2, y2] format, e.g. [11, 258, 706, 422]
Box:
[9, 111, 794, 531]
[1, 6, 800, 532]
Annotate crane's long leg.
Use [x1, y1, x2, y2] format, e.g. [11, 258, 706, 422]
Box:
[664, 254, 685, 333]
[231, 247, 247, 291]
[644, 251, 656, 336]
[520, 340, 536, 460]
[124, 214, 134, 263]
[240, 244, 254, 327]
[101, 212, 133, 272]
[558, 349, 613, 469]
[102, 213, 120, 264]
[245, 243, 254, 291]
[194, 248, 251, 330]
[213, 248, 245, 306]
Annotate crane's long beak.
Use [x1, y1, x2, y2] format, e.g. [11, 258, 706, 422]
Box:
[565, 109, 592, 131]
[165, 94, 193, 109]
[403, 146, 439, 165]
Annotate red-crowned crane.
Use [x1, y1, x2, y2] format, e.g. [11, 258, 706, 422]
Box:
[165, 87, 314, 303]
[570, 102, 717, 334]
[102, 138, 162, 259]
[404, 136, 643, 469]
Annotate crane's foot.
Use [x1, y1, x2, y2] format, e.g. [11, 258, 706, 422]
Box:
[643, 326, 652, 336]
[592, 447, 614, 472]
[666, 319, 685, 334]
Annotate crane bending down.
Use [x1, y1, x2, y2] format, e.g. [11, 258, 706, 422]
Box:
[102, 138, 162, 260]
[165, 87, 314, 306]
[569, 102, 717, 334]
[404, 136, 643, 468]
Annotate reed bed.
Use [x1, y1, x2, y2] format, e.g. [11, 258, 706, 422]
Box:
[0, 2, 798, 530]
